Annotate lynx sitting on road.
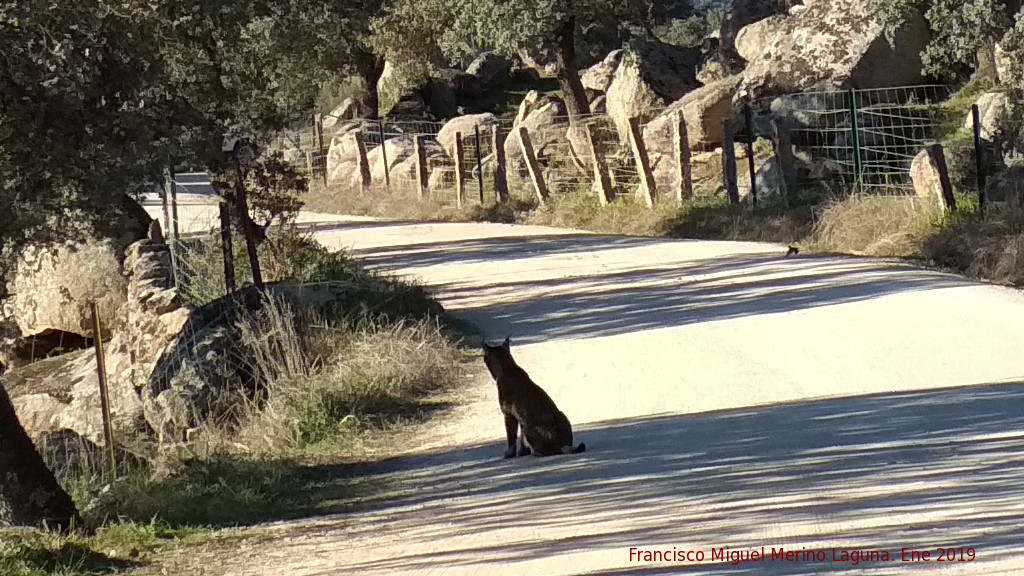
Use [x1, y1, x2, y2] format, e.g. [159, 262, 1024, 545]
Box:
[482, 336, 586, 459]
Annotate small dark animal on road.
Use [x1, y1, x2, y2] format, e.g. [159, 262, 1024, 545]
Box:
[482, 336, 586, 459]
[785, 246, 800, 257]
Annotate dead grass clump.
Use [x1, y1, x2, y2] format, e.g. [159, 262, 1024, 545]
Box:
[663, 196, 814, 244]
[228, 294, 465, 454]
[811, 193, 940, 257]
[922, 205, 1024, 285]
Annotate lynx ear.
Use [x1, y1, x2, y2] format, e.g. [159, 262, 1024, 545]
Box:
[503, 334, 511, 347]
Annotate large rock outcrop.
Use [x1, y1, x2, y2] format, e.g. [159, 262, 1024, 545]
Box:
[436, 113, 500, 158]
[2, 223, 185, 444]
[4, 240, 128, 339]
[325, 122, 370, 183]
[581, 50, 624, 94]
[965, 92, 1010, 142]
[735, 0, 931, 99]
[606, 52, 667, 148]
[642, 75, 744, 192]
[718, 0, 791, 61]
[1, 195, 151, 347]
[583, 41, 701, 145]
[504, 91, 570, 181]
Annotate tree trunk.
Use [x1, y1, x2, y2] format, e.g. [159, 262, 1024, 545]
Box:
[553, 17, 590, 126]
[355, 50, 386, 120]
[976, 43, 999, 86]
[0, 379, 81, 533]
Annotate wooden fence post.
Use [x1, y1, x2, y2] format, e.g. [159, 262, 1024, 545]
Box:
[627, 117, 656, 208]
[773, 116, 798, 207]
[377, 119, 390, 188]
[218, 201, 236, 294]
[492, 126, 509, 203]
[674, 114, 692, 204]
[454, 132, 467, 209]
[584, 122, 613, 205]
[89, 302, 117, 478]
[414, 135, 429, 201]
[315, 114, 327, 186]
[474, 125, 485, 203]
[518, 126, 548, 205]
[233, 151, 263, 289]
[722, 119, 740, 204]
[743, 102, 757, 206]
[353, 130, 371, 194]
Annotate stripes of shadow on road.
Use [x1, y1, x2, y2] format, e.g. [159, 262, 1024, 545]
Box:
[302, 380, 1024, 574]
[322, 233, 973, 344]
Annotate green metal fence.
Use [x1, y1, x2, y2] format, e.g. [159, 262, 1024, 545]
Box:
[763, 85, 955, 193]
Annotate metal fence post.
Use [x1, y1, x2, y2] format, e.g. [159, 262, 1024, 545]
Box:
[744, 101, 757, 206]
[89, 302, 117, 480]
[169, 169, 181, 285]
[722, 119, 740, 204]
[474, 125, 485, 203]
[161, 167, 179, 288]
[161, 168, 172, 253]
[972, 103, 986, 214]
[848, 88, 863, 190]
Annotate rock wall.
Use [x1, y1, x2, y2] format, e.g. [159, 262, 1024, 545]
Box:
[2, 223, 190, 444]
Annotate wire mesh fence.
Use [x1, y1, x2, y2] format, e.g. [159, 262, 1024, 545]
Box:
[151, 175, 262, 309]
[267, 110, 659, 210]
[762, 85, 956, 193]
[266, 83, 996, 213]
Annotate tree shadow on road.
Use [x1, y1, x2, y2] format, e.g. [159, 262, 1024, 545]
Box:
[344, 234, 970, 344]
[347, 232, 739, 271]
[445, 257, 970, 343]
[276, 380, 1024, 574]
[323, 228, 975, 344]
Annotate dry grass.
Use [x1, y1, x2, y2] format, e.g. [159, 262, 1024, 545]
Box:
[810, 193, 942, 257]
[228, 295, 466, 456]
[16, 232, 474, 575]
[923, 204, 1024, 285]
[526, 186, 682, 236]
[301, 180, 532, 224]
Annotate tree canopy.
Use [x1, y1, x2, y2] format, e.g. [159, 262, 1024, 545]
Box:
[868, 0, 1024, 148]
[0, 0, 365, 261]
[370, 0, 695, 122]
[869, 0, 1022, 81]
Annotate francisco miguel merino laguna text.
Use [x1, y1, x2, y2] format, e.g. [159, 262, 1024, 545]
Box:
[628, 546, 976, 565]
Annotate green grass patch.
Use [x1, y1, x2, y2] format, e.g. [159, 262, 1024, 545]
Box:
[0, 523, 157, 576]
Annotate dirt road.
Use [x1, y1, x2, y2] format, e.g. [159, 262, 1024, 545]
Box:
[147, 195, 1024, 575]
